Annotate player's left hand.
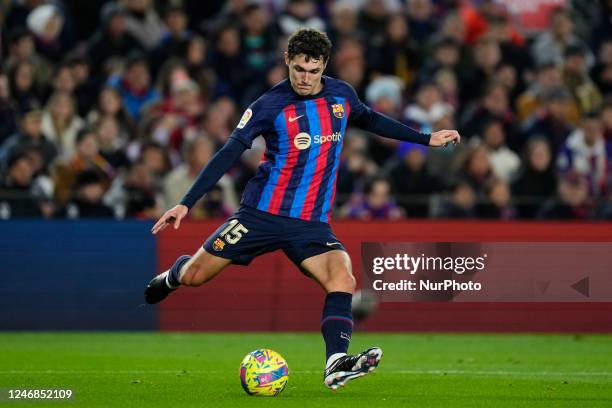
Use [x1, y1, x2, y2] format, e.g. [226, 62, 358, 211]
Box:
[429, 130, 461, 147]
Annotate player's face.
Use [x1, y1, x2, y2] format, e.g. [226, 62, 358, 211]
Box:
[285, 53, 326, 96]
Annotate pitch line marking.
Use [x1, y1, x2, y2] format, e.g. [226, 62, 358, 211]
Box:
[2, 369, 612, 377]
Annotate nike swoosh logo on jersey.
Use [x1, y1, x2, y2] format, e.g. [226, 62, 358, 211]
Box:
[326, 242, 341, 246]
[288, 115, 304, 122]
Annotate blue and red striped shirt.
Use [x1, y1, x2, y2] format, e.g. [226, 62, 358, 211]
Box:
[234, 77, 361, 222]
[180, 76, 430, 222]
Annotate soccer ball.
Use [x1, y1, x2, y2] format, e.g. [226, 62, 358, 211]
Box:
[239, 349, 289, 396]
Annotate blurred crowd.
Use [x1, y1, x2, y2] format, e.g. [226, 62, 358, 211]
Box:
[1, 0, 611, 221]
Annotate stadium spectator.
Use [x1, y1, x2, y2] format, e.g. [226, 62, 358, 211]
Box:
[602, 98, 612, 156]
[438, 180, 476, 218]
[191, 184, 235, 220]
[460, 37, 502, 104]
[96, 116, 130, 171]
[515, 62, 580, 125]
[405, 0, 436, 44]
[163, 135, 214, 208]
[277, 0, 326, 36]
[476, 178, 516, 220]
[421, 37, 461, 82]
[52, 128, 114, 205]
[522, 86, 574, 156]
[107, 53, 160, 121]
[432, 67, 460, 111]
[87, 86, 134, 137]
[139, 141, 170, 182]
[458, 143, 494, 196]
[367, 76, 405, 164]
[386, 142, 439, 217]
[369, 13, 419, 84]
[531, 7, 594, 68]
[460, 83, 518, 147]
[184, 35, 213, 98]
[0, 102, 56, 173]
[150, 5, 192, 73]
[55, 169, 114, 219]
[25, 4, 67, 63]
[0, 152, 42, 218]
[332, 36, 367, 97]
[208, 23, 248, 101]
[336, 130, 378, 207]
[121, 0, 166, 51]
[480, 119, 520, 183]
[66, 54, 99, 117]
[591, 39, 612, 96]
[201, 97, 237, 147]
[0, 72, 18, 144]
[240, 4, 277, 76]
[562, 44, 603, 115]
[0, 0, 610, 221]
[557, 112, 608, 198]
[343, 176, 403, 220]
[87, 3, 143, 71]
[538, 171, 592, 220]
[104, 161, 157, 219]
[512, 138, 558, 219]
[404, 81, 453, 131]
[4, 27, 53, 86]
[41, 92, 85, 160]
[327, 1, 360, 45]
[121, 162, 163, 219]
[151, 72, 204, 157]
[7, 59, 40, 113]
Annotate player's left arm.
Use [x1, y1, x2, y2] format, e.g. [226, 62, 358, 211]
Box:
[345, 85, 460, 147]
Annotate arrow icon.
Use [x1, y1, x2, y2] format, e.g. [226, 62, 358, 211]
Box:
[536, 281, 550, 294]
[570, 276, 590, 298]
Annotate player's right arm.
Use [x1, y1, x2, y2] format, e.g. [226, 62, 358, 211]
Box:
[151, 99, 269, 234]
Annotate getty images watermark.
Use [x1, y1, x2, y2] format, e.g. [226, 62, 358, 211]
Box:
[361, 243, 612, 302]
[371, 252, 486, 292]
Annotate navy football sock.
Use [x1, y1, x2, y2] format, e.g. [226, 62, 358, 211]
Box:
[321, 291, 353, 362]
[166, 255, 191, 288]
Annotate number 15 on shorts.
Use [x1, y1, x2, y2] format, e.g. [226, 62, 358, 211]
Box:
[220, 219, 249, 244]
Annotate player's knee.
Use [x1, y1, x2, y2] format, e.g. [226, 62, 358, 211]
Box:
[180, 263, 205, 287]
[327, 268, 356, 293]
[341, 272, 357, 293]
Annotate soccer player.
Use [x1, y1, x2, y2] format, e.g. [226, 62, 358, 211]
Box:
[145, 28, 460, 390]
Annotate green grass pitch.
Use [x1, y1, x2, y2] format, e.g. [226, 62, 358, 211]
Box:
[1, 332, 611, 407]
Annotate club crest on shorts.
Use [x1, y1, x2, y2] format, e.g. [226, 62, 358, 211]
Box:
[332, 104, 344, 118]
[213, 237, 225, 251]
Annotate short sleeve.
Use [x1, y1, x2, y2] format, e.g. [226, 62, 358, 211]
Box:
[230, 97, 272, 148]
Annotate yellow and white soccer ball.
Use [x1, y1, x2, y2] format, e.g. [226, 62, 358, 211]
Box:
[239, 349, 289, 396]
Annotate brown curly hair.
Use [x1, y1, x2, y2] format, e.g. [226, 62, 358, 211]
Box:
[287, 28, 332, 63]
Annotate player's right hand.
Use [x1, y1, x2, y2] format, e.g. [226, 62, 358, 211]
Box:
[151, 204, 189, 235]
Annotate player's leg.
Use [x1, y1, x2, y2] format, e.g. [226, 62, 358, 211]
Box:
[301, 250, 355, 363]
[145, 207, 278, 304]
[144, 247, 231, 304]
[300, 250, 382, 390]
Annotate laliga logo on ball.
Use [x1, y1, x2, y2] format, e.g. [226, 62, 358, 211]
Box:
[294, 132, 311, 150]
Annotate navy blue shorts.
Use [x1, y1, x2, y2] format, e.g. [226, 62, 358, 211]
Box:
[203, 206, 346, 267]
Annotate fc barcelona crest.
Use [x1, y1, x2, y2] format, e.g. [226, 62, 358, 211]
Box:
[332, 104, 345, 118]
[212, 237, 225, 251]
